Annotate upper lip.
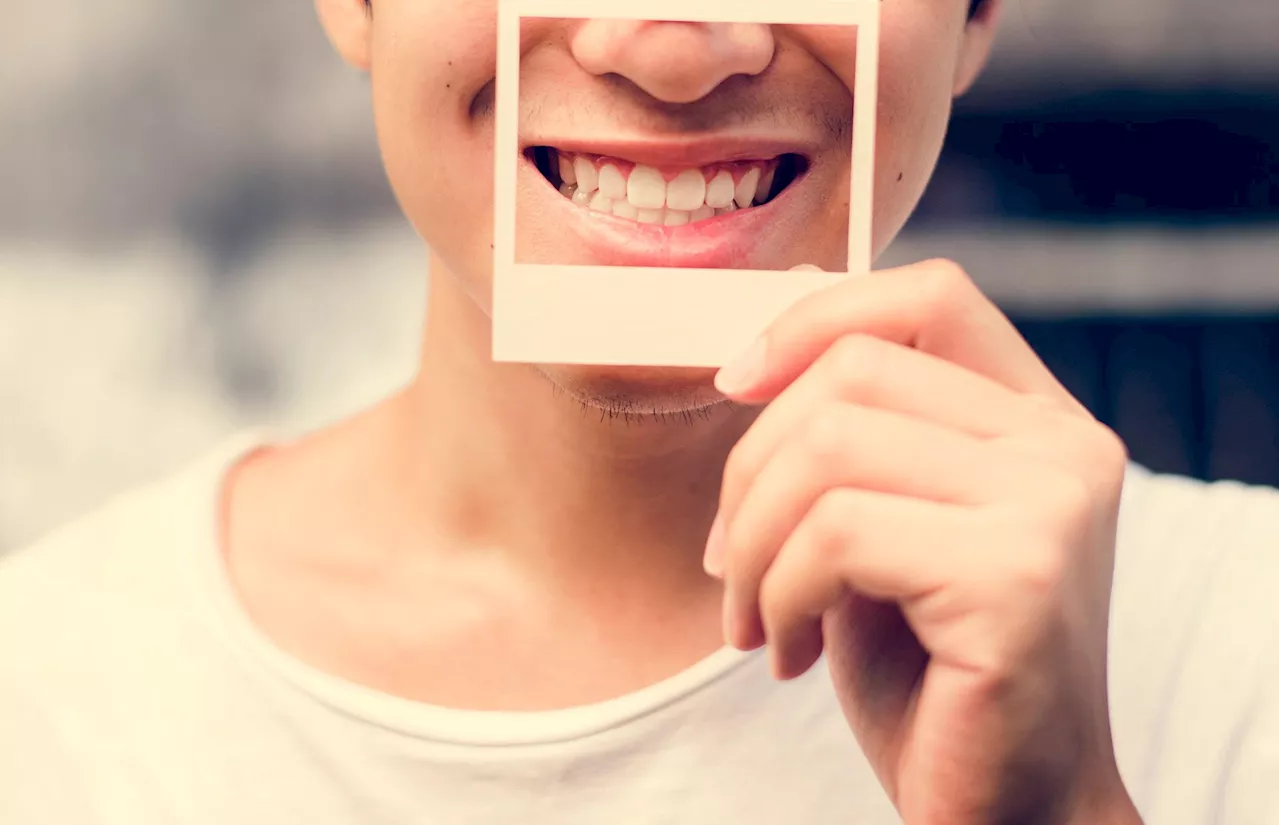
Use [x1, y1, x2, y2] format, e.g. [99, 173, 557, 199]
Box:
[520, 136, 812, 169]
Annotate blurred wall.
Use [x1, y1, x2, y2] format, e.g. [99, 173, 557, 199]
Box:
[886, 0, 1278, 485]
[1, 0, 1276, 551]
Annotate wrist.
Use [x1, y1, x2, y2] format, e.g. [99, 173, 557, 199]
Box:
[1066, 770, 1143, 825]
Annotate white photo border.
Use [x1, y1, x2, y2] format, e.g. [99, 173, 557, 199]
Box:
[493, 0, 880, 367]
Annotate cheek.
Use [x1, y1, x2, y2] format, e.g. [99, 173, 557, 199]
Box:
[868, 20, 962, 257]
[370, 1, 501, 306]
[803, 12, 964, 259]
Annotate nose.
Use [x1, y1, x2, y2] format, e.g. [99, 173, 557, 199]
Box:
[570, 21, 775, 104]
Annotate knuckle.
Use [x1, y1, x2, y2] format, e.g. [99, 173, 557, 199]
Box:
[1044, 471, 1095, 524]
[993, 522, 1068, 595]
[919, 258, 974, 309]
[1017, 542, 1068, 595]
[826, 334, 885, 399]
[1091, 425, 1130, 477]
[801, 407, 854, 464]
[805, 490, 858, 563]
[757, 568, 790, 624]
[923, 256, 970, 282]
[1075, 425, 1131, 504]
[1032, 409, 1129, 485]
[994, 474, 1091, 592]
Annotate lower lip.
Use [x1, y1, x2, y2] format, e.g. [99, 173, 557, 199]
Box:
[526, 159, 797, 269]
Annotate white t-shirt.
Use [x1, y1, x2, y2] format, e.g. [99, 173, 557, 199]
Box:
[0, 432, 1275, 825]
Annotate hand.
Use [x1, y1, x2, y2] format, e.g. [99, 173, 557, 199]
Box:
[705, 260, 1142, 824]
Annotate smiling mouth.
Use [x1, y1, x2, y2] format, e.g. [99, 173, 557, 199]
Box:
[527, 147, 809, 227]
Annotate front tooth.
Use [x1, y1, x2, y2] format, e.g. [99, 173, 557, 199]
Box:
[574, 157, 599, 193]
[665, 169, 706, 211]
[612, 200, 639, 220]
[663, 209, 690, 226]
[705, 170, 735, 208]
[690, 205, 715, 222]
[571, 188, 591, 206]
[756, 165, 776, 202]
[598, 164, 627, 200]
[636, 208, 664, 224]
[627, 164, 667, 210]
[588, 191, 612, 212]
[735, 168, 761, 208]
[558, 154, 577, 186]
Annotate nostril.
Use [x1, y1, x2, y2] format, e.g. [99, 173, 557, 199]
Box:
[571, 21, 774, 105]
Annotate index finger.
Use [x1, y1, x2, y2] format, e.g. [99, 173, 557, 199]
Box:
[714, 259, 1084, 413]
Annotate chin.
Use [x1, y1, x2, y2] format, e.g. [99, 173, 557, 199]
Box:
[534, 363, 728, 417]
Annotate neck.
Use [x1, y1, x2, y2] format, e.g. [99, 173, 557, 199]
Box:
[387, 255, 755, 596]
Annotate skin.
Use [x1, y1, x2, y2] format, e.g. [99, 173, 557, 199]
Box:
[220, 0, 1144, 821]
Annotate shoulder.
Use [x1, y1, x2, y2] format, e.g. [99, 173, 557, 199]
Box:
[0, 434, 278, 822]
[1109, 466, 1277, 817]
[1113, 464, 1275, 625]
[1118, 463, 1276, 550]
[0, 433, 260, 685]
[1112, 462, 1275, 643]
[0, 479, 187, 626]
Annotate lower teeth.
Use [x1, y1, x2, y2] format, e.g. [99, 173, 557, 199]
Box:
[556, 184, 755, 225]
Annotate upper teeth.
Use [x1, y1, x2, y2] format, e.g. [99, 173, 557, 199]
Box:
[550, 151, 781, 225]
[666, 169, 706, 211]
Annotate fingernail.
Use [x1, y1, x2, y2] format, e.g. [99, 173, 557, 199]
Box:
[715, 336, 767, 396]
[789, 263, 823, 271]
[702, 514, 725, 578]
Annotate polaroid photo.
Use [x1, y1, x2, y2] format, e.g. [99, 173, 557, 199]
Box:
[492, 0, 879, 367]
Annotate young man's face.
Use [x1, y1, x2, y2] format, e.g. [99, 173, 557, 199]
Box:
[318, 0, 998, 407]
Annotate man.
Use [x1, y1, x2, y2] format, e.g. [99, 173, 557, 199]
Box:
[1, 1, 1275, 823]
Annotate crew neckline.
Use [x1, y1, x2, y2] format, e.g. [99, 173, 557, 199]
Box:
[187, 430, 762, 747]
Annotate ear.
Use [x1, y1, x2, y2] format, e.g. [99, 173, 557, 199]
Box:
[952, 0, 1002, 97]
[316, 0, 373, 71]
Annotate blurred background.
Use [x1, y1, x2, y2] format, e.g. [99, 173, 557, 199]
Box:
[1, 0, 1276, 552]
